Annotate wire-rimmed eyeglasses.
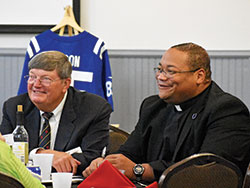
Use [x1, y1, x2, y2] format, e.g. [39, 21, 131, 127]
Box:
[24, 75, 61, 86]
[153, 67, 200, 78]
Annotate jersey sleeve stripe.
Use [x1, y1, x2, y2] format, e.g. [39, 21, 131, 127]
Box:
[30, 37, 40, 53]
[99, 45, 106, 60]
[93, 38, 104, 55]
[27, 45, 34, 59]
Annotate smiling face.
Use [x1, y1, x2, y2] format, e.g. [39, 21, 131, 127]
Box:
[28, 68, 71, 112]
[156, 48, 207, 104]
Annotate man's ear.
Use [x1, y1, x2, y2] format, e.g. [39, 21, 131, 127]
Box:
[196, 68, 206, 84]
[62, 78, 71, 92]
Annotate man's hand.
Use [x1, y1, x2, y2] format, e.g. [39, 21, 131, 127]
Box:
[82, 154, 155, 182]
[82, 154, 136, 179]
[37, 149, 81, 174]
[0, 133, 5, 142]
[82, 157, 104, 177]
[106, 154, 155, 181]
[105, 154, 136, 179]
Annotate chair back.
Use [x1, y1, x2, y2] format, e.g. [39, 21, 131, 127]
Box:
[0, 171, 24, 188]
[158, 153, 243, 188]
[108, 125, 130, 153]
[242, 163, 250, 188]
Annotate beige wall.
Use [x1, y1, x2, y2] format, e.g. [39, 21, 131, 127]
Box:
[81, 0, 250, 50]
[1, 0, 250, 50]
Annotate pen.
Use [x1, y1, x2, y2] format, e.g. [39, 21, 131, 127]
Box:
[101, 146, 106, 158]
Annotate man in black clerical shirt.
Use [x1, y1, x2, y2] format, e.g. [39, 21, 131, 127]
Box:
[82, 42, 250, 183]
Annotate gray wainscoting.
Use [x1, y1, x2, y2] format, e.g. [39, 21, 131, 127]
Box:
[0, 48, 250, 132]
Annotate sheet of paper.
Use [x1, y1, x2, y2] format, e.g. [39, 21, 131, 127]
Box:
[3, 134, 14, 146]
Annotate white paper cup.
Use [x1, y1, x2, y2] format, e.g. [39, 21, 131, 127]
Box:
[52, 173, 73, 188]
[33, 153, 54, 181]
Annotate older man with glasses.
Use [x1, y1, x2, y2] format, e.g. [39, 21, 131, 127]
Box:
[82, 42, 250, 185]
[0, 51, 112, 175]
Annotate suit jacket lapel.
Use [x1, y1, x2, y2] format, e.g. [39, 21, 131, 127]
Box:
[172, 88, 210, 160]
[54, 90, 76, 151]
[25, 107, 40, 149]
[172, 107, 201, 159]
[148, 103, 171, 160]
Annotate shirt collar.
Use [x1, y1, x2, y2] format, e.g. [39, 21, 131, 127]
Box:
[174, 105, 182, 112]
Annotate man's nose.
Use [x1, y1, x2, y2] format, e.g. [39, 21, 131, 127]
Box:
[33, 78, 42, 86]
[156, 72, 168, 80]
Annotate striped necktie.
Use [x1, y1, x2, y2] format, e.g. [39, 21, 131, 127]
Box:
[39, 112, 53, 149]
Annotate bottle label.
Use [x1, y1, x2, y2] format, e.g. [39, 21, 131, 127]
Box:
[12, 142, 28, 165]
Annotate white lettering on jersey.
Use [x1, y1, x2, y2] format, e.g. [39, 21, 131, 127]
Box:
[106, 81, 112, 97]
[71, 70, 93, 86]
[68, 55, 80, 68]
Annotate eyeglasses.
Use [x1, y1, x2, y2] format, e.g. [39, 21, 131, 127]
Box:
[153, 67, 200, 78]
[24, 75, 61, 86]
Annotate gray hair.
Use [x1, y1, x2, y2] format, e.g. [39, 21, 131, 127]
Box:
[28, 51, 72, 79]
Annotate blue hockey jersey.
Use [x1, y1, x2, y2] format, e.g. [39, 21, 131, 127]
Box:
[18, 30, 113, 109]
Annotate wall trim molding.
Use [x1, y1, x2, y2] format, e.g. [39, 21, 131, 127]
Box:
[208, 50, 250, 58]
[0, 48, 26, 56]
[1, 48, 250, 58]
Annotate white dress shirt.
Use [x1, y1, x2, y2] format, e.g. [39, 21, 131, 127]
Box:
[29, 91, 68, 159]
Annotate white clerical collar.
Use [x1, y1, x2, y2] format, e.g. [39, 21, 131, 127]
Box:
[175, 105, 182, 112]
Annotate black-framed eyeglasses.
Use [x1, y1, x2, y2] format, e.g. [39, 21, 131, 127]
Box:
[24, 75, 61, 86]
[153, 67, 200, 78]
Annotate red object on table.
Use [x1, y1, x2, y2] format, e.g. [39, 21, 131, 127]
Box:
[77, 160, 158, 188]
[146, 181, 158, 188]
[77, 160, 136, 188]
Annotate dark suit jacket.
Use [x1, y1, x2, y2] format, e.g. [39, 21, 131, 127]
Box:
[0, 87, 112, 174]
[118, 81, 250, 180]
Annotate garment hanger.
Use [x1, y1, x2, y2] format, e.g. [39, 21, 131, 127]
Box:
[51, 5, 84, 36]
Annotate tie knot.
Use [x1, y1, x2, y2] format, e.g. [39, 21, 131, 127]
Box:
[42, 112, 53, 121]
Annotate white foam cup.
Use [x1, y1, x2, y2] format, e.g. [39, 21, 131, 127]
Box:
[33, 153, 54, 181]
[52, 172, 73, 188]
